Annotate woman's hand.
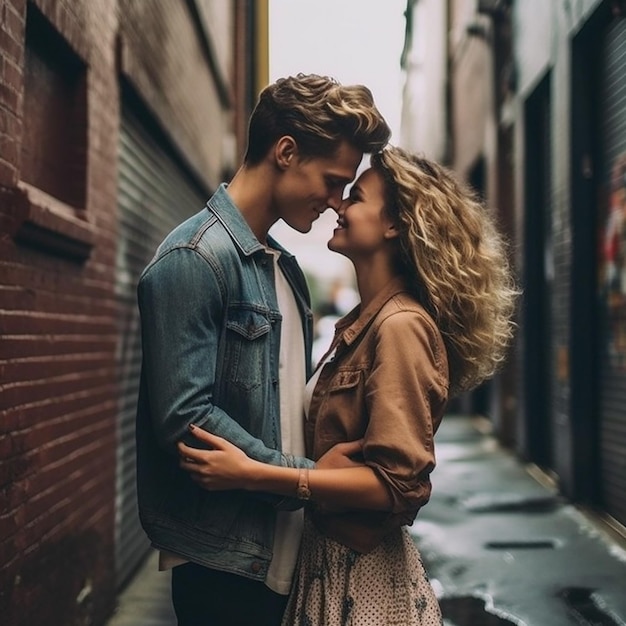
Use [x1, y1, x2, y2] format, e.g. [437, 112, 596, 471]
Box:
[178, 425, 255, 491]
[316, 439, 364, 469]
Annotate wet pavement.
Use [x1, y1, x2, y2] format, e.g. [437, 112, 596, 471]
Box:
[106, 415, 626, 626]
[413, 415, 626, 626]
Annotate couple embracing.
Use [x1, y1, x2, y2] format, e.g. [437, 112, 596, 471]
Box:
[136, 73, 517, 626]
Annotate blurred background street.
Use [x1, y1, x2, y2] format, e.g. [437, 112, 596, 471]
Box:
[2, 1, 626, 624]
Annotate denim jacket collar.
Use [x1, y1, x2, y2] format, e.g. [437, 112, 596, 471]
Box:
[208, 183, 265, 257]
[336, 277, 410, 346]
[208, 183, 297, 261]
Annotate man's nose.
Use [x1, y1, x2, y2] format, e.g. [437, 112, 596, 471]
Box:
[326, 189, 345, 211]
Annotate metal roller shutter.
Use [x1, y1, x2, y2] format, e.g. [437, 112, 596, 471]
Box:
[599, 16, 626, 528]
[115, 103, 207, 586]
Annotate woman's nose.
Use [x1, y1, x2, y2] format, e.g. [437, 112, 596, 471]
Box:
[334, 197, 349, 214]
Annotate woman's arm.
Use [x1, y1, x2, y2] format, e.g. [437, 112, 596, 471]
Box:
[178, 426, 393, 511]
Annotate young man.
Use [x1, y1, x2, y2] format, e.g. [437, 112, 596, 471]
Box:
[135, 73, 390, 625]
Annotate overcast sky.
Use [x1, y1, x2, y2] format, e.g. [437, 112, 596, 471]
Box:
[268, 0, 407, 288]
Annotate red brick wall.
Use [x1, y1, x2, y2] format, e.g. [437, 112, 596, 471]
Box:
[0, 1, 237, 624]
[0, 0, 119, 624]
[0, 0, 21, 193]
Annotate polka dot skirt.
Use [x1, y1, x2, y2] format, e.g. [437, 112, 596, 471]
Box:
[281, 518, 443, 625]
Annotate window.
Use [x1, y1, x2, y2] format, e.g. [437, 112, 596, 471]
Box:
[21, 5, 87, 209]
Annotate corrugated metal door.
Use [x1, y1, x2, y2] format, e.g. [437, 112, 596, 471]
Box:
[115, 102, 207, 586]
[598, 16, 626, 528]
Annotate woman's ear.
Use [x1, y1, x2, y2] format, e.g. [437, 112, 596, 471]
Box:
[275, 136, 298, 170]
[384, 222, 400, 240]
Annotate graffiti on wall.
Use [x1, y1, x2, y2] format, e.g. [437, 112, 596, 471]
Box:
[600, 154, 626, 369]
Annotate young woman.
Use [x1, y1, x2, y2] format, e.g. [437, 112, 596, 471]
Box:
[178, 146, 518, 625]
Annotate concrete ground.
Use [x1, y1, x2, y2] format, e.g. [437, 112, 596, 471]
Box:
[413, 415, 626, 626]
[105, 551, 175, 626]
[106, 415, 626, 626]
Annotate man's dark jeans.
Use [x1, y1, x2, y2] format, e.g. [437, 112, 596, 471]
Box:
[171, 562, 289, 626]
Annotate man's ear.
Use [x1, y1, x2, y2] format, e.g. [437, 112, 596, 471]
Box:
[275, 136, 298, 170]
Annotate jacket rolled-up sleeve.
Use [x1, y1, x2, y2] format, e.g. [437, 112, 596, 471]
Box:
[362, 308, 448, 514]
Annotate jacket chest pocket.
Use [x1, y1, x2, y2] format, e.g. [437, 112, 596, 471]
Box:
[328, 369, 362, 392]
[317, 368, 367, 447]
[224, 307, 272, 391]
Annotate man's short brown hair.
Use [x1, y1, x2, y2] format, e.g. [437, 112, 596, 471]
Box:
[244, 73, 391, 164]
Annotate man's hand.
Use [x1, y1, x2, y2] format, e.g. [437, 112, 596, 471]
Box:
[178, 425, 254, 491]
[315, 439, 365, 470]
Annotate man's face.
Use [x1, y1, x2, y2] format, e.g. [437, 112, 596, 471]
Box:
[275, 140, 363, 233]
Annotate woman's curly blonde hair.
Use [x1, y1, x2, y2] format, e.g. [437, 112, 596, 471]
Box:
[245, 73, 391, 164]
[371, 146, 520, 396]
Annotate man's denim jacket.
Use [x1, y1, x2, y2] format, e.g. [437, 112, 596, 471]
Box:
[136, 184, 315, 581]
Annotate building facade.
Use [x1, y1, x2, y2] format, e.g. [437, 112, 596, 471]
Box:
[513, 0, 626, 532]
[0, 1, 264, 624]
[400, 0, 626, 536]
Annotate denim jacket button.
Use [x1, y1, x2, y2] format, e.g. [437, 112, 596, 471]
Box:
[250, 561, 262, 573]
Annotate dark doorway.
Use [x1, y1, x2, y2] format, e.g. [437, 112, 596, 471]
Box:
[522, 72, 553, 470]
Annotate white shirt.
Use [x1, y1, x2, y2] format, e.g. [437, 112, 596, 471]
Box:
[264, 248, 306, 594]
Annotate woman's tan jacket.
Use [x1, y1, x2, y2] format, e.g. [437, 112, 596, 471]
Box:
[307, 277, 449, 553]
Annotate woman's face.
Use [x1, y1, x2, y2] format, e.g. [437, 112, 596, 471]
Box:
[328, 167, 397, 260]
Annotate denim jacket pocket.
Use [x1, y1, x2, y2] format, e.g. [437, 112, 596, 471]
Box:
[225, 307, 272, 391]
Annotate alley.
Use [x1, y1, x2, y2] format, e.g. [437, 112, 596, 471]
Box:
[3, 3, 626, 625]
[106, 415, 626, 626]
[106, 552, 175, 626]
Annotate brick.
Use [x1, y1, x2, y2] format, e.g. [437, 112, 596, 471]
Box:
[0, 536, 18, 572]
[2, 59, 21, 92]
[0, 132, 17, 163]
[0, 157, 15, 185]
[0, 29, 22, 64]
[3, 3, 23, 39]
[0, 334, 116, 359]
[0, 510, 20, 538]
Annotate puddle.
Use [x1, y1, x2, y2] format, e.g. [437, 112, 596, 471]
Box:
[439, 596, 520, 625]
[461, 493, 559, 513]
[558, 587, 623, 625]
[485, 539, 558, 549]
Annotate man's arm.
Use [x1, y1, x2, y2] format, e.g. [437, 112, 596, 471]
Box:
[138, 246, 313, 470]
